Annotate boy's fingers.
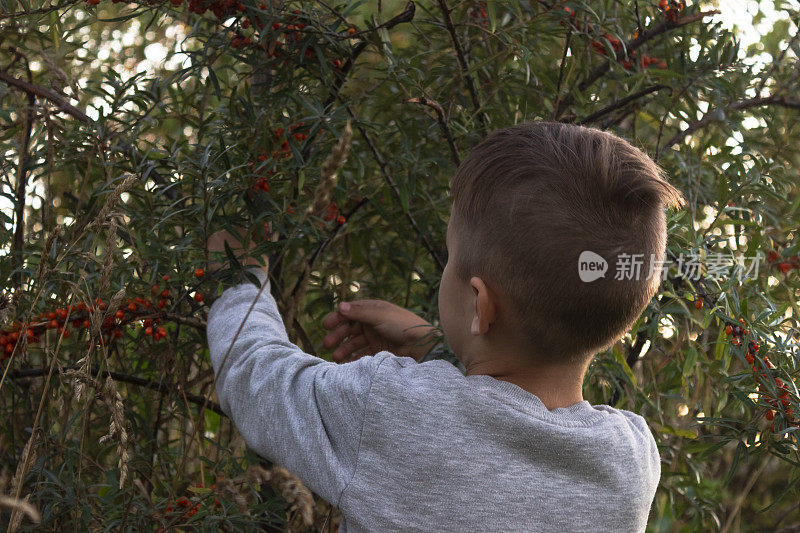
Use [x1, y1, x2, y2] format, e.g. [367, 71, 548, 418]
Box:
[337, 299, 386, 325]
[321, 311, 347, 331]
[332, 334, 369, 362]
[322, 320, 356, 350]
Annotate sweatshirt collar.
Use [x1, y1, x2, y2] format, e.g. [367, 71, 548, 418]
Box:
[465, 374, 606, 427]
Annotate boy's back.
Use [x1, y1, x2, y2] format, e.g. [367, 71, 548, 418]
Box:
[338, 354, 660, 532]
[340, 352, 661, 531]
[207, 270, 660, 533]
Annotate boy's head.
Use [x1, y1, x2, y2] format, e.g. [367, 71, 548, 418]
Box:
[438, 121, 685, 366]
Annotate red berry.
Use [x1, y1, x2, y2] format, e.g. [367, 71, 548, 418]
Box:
[83, 320, 91, 329]
[114, 330, 122, 339]
[128, 303, 137, 311]
[337, 215, 346, 225]
[242, 19, 250, 28]
[162, 275, 170, 282]
[161, 289, 170, 298]
[195, 268, 205, 278]
[694, 299, 703, 309]
[766, 410, 774, 421]
[115, 310, 125, 319]
[145, 327, 153, 336]
[194, 292, 203, 302]
[725, 325, 733, 335]
[332, 59, 341, 68]
[48, 319, 59, 329]
[158, 299, 167, 309]
[152, 285, 160, 295]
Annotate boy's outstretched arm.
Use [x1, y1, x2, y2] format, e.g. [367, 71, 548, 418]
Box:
[205, 231, 388, 507]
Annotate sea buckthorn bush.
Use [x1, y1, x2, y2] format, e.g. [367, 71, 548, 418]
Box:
[1, 0, 799, 530]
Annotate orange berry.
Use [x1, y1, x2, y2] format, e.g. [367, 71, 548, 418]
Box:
[725, 325, 733, 335]
[145, 327, 153, 336]
[195, 268, 205, 278]
[158, 326, 167, 336]
[115, 310, 125, 319]
[694, 299, 703, 309]
[194, 292, 203, 302]
[337, 215, 346, 225]
[347, 27, 356, 35]
[98, 302, 107, 311]
[48, 319, 59, 329]
[83, 320, 91, 329]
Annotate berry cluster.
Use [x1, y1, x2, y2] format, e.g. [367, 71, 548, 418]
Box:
[247, 123, 310, 194]
[159, 483, 221, 529]
[323, 200, 346, 226]
[469, 1, 489, 28]
[767, 250, 799, 274]
[536, 2, 669, 70]
[725, 319, 797, 429]
[0, 273, 206, 361]
[659, 0, 684, 23]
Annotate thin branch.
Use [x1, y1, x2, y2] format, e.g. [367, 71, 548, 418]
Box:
[0, 0, 78, 19]
[660, 95, 800, 153]
[554, 9, 720, 119]
[0, 70, 89, 123]
[757, 16, 800, 94]
[0, 70, 180, 203]
[436, 0, 488, 136]
[9, 56, 35, 291]
[552, 28, 573, 119]
[346, 105, 446, 273]
[578, 84, 669, 125]
[8, 365, 226, 416]
[402, 96, 461, 165]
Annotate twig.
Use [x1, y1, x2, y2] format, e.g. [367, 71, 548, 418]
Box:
[0, 0, 78, 19]
[554, 10, 721, 119]
[552, 29, 573, 119]
[660, 95, 800, 153]
[402, 96, 461, 165]
[0, 70, 89, 123]
[8, 365, 226, 416]
[9, 61, 35, 290]
[436, 0, 488, 135]
[720, 456, 772, 533]
[345, 105, 446, 272]
[756, 16, 800, 94]
[578, 84, 668, 125]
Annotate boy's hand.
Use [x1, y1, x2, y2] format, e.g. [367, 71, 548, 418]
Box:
[206, 226, 270, 276]
[321, 299, 442, 362]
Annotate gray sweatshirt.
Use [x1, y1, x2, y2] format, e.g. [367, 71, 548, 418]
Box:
[207, 268, 661, 532]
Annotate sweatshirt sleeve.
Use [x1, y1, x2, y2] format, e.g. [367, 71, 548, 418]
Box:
[206, 267, 390, 506]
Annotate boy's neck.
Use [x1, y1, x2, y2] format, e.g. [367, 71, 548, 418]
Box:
[464, 358, 590, 410]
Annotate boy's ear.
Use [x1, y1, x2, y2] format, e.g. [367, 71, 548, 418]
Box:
[470, 276, 496, 336]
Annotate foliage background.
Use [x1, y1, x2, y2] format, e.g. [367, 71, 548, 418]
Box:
[1, 0, 800, 530]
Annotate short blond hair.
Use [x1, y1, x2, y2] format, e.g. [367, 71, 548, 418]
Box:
[449, 121, 685, 363]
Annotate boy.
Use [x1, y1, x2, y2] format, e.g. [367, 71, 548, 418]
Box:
[206, 121, 685, 532]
